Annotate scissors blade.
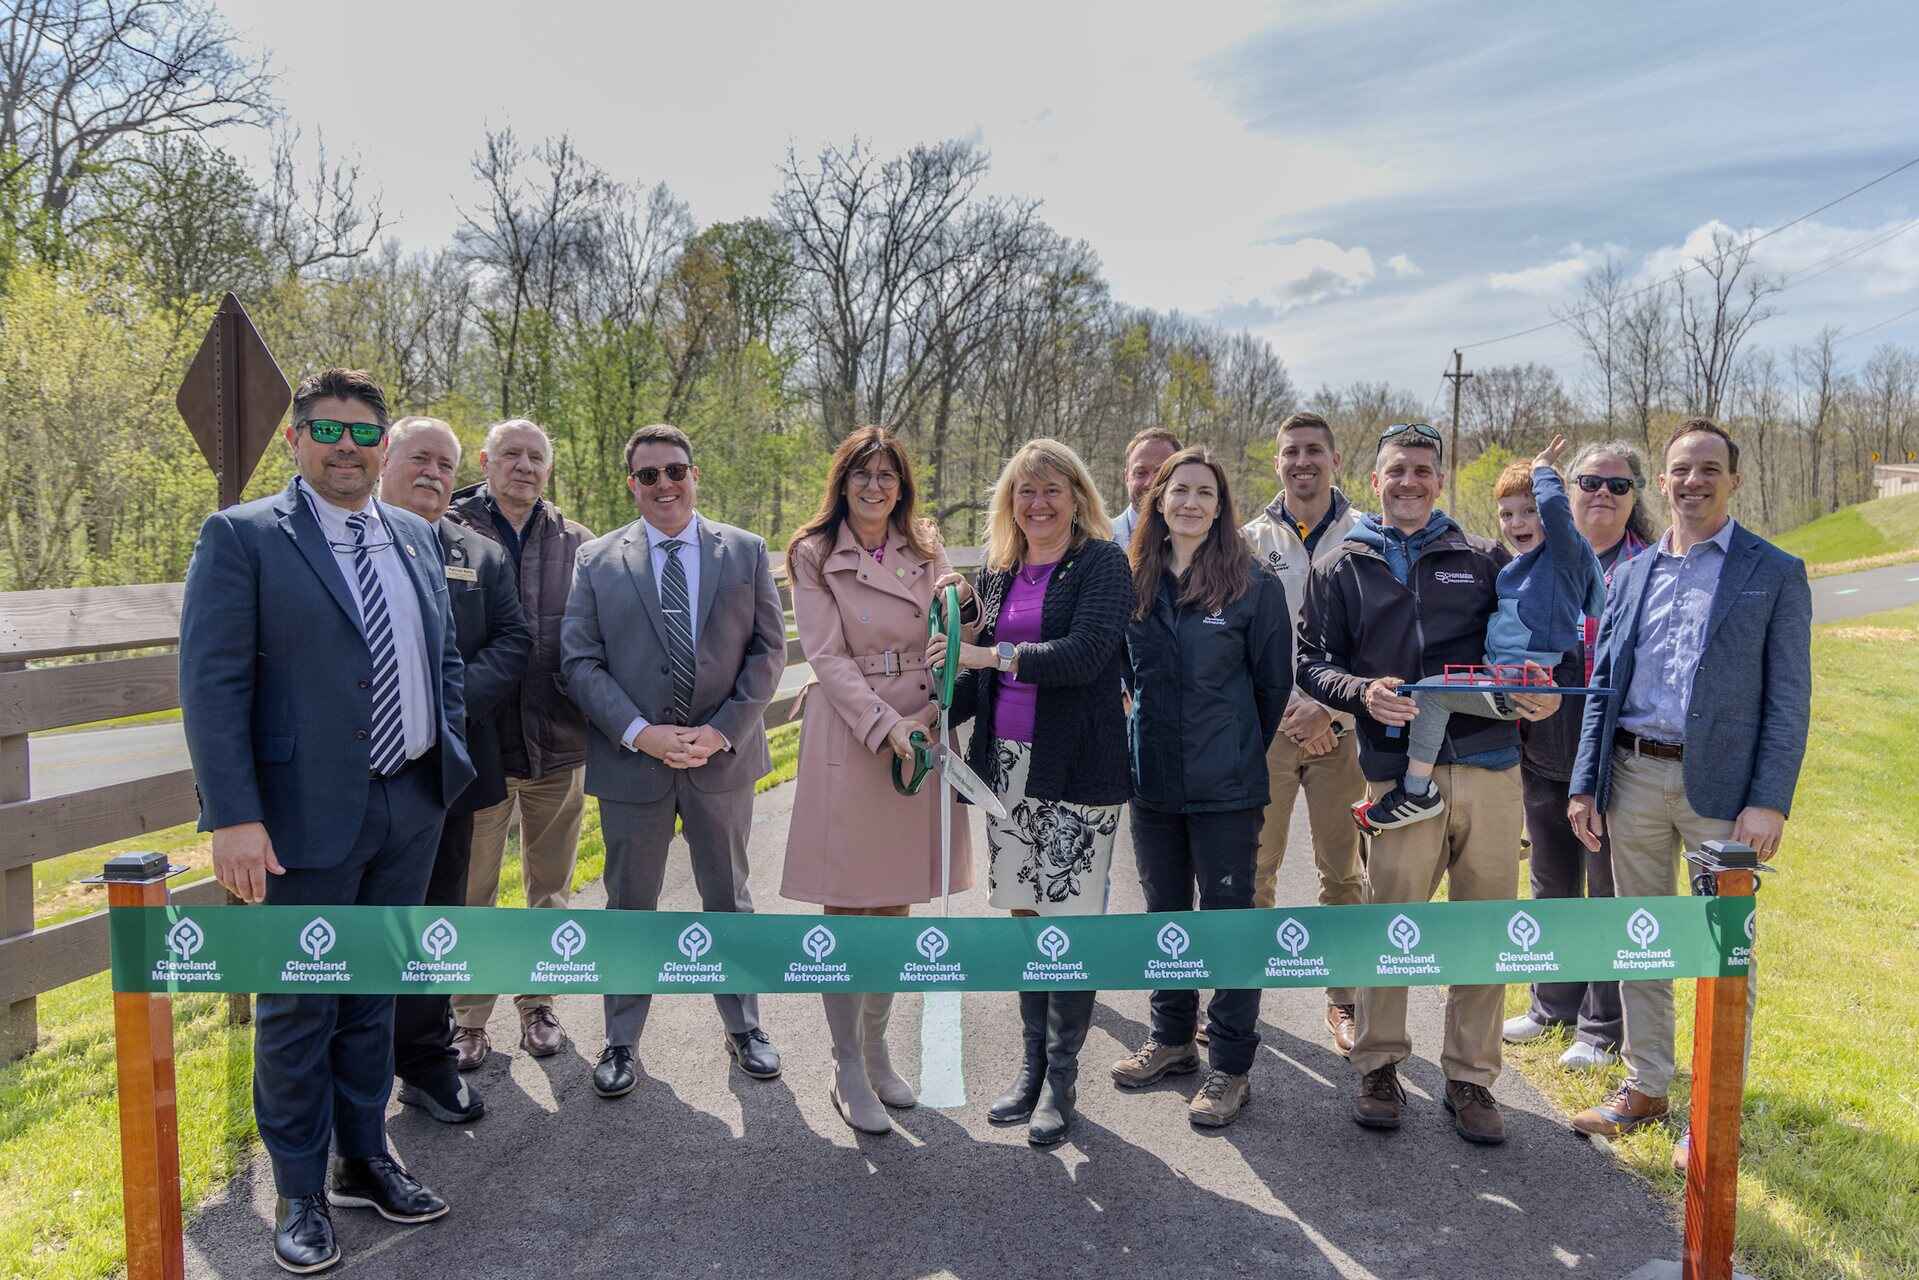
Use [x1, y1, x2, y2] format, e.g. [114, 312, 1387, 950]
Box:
[936, 747, 1009, 820]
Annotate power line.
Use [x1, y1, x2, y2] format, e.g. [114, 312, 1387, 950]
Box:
[1837, 301, 1919, 345]
[1458, 153, 1919, 352]
[1774, 215, 1919, 293]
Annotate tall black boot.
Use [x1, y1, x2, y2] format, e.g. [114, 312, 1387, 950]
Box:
[1030, 989, 1096, 1147]
[988, 991, 1049, 1124]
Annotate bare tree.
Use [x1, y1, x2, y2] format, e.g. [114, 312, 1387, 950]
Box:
[1556, 255, 1626, 428]
[262, 125, 387, 278]
[1463, 362, 1571, 452]
[1792, 327, 1843, 512]
[1618, 283, 1675, 450]
[1674, 227, 1782, 418]
[0, 0, 273, 245]
[1858, 342, 1916, 485]
[1730, 348, 1788, 527]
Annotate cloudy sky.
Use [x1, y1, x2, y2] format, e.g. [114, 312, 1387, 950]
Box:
[219, 0, 1919, 403]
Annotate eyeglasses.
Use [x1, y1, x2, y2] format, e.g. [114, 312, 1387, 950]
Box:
[1378, 422, 1443, 452]
[850, 469, 900, 490]
[1573, 474, 1638, 496]
[630, 463, 693, 486]
[304, 419, 388, 447]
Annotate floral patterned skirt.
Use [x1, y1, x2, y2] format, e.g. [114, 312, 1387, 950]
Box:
[984, 739, 1119, 916]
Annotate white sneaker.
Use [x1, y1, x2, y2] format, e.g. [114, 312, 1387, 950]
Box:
[1558, 1041, 1620, 1072]
[1501, 1015, 1550, 1044]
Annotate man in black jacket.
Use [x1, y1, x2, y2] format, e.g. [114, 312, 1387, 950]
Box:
[1297, 424, 1557, 1145]
[379, 418, 531, 1123]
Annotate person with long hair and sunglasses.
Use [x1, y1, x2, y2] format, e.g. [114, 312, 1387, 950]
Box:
[929, 438, 1135, 1147]
[1108, 449, 1292, 1128]
[781, 426, 973, 1136]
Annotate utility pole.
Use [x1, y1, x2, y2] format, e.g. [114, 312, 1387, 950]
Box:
[1444, 348, 1473, 512]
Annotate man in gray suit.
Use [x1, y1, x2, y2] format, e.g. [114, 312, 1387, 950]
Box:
[562, 422, 787, 1098]
[1565, 417, 1812, 1165]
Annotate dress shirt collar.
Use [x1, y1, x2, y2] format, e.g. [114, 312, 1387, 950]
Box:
[1655, 516, 1736, 560]
[295, 476, 381, 537]
[642, 513, 703, 551]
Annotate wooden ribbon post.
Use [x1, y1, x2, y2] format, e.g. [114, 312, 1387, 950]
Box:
[97, 852, 187, 1280]
[1681, 839, 1767, 1280]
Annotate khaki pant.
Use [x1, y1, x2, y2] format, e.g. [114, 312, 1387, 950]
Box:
[1351, 764, 1521, 1087]
[1603, 747, 1756, 1098]
[452, 768, 586, 1028]
[1256, 730, 1368, 1004]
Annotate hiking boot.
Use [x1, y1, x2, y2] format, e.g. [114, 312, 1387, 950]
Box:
[1110, 1038, 1201, 1089]
[1188, 1070, 1250, 1128]
[451, 1027, 489, 1072]
[1353, 783, 1445, 832]
[1571, 1083, 1669, 1137]
[1352, 1065, 1405, 1130]
[1443, 1080, 1506, 1145]
[1326, 1004, 1357, 1056]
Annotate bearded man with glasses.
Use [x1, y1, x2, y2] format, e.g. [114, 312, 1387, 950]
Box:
[180, 367, 476, 1273]
[562, 423, 788, 1099]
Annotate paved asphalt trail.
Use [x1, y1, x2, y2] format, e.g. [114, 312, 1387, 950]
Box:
[180, 780, 1679, 1280]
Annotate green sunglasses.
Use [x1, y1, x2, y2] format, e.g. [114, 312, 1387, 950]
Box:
[303, 418, 388, 447]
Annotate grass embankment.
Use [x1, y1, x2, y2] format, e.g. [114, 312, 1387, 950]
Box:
[1774, 492, 1919, 577]
[0, 721, 800, 1280]
[1505, 606, 1919, 1280]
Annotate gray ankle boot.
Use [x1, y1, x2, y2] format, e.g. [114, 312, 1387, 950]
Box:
[860, 993, 917, 1109]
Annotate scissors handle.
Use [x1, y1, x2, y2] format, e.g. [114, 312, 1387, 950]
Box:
[890, 728, 935, 796]
[928, 583, 961, 710]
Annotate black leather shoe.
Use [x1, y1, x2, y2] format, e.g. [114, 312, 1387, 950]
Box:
[593, 1045, 638, 1098]
[273, 1194, 339, 1274]
[326, 1154, 448, 1224]
[725, 1028, 782, 1079]
[397, 1072, 484, 1124]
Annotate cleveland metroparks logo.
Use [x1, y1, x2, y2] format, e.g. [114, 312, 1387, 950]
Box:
[916, 927, 950, 963]
[677, 922, 714, 963]
[1506, 910, 1542, 953]
[165, 916, 204, 961]
[802, 924, 837, 962]
[1626, 908, 1661, 949]
[421, 917, 459, 961]
[1387, 913, 1422, 955]
[300, 917, 337, 961]
[1036, 925, 1071, 962]
[1155, 922, 1190, 959]
[550, 919, 588, 961]
[1275, 917, 1311, 958]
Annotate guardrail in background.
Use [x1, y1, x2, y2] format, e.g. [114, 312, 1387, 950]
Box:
[0, 545, 986, 1061]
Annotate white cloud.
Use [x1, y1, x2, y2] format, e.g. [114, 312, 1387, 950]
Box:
[1488, 243, 1608, 295]
[1387, 253, 1423, 277]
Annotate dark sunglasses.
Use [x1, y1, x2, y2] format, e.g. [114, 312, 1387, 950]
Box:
[1574, 474, 1639, 496]
[303, 418, 388, 447]
[630, 462, 693, 486]
[1374, 422, 1443, 452]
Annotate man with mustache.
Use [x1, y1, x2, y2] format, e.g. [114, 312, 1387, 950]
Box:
[1241, 411, 1369, 1055]
[378, 418, 530, 1126]
[1568, 418, 1812, 1171]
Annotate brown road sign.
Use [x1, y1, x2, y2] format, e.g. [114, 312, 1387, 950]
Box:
[176, 292, 290, 508]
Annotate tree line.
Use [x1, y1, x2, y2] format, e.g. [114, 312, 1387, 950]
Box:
[0, 0, 1910, 592]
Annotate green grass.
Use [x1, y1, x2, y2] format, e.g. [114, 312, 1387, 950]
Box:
[1774, 492, 1919, 576]
[1, 721, 800, 1280]
[1505, 606, 1919, 1280]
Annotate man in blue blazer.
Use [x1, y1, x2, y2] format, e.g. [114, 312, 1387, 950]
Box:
[180, 368, 476, 1275]
[1565, 418, 1811, 1165]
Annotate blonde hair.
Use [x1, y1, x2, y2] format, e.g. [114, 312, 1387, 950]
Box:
[985, 438, 1112, 571]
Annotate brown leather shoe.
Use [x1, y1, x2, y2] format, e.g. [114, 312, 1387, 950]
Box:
[1326, 1003, 1357, 1057]
[1352, 1065, 1404, 1129]
[1444, 1080, 1506, 1145]
[519, 1006, 564, 1057]
[1571, 1083, 1669, 1137]
[452, 1027, 489, 1072]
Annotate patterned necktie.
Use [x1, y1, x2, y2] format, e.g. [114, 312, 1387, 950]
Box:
[347, 512, 408, 775]
[658, 537, 696, 724]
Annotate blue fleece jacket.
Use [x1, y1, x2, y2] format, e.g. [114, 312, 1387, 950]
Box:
[1485, 467, 1606, 666]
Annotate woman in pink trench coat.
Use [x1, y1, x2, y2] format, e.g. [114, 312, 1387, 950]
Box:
[782, 427, 972, 1137]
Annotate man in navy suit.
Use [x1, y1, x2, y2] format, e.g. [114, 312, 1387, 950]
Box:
[1565, 417, 1811, 1165]
[180, 368, 476, 1274]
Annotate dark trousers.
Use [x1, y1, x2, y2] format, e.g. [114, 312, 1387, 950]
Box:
[393, 810, 473, 1085]
[1521, 765, 1623, 1048]
[258, 764, 444, 1196]
[1129, 803, 1264, 1075]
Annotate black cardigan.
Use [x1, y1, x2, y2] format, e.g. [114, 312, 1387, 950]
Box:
[951, 536, 1135, 808]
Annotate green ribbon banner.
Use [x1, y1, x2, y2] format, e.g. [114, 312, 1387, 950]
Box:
[109, 896, 1754, 996]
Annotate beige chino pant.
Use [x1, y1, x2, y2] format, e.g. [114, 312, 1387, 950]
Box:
[1350, 764, 1522, 1087]
[1603, 747, 1756, 1098]
[452, 767, 586, 1029]
[1256, 730, 1369, 1005]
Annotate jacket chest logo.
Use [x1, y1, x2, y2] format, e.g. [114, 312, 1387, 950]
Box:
[1202, 611, 1227, 626]
[1432, 570, 1477, 585]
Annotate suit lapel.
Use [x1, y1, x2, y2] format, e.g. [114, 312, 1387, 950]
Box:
[619, 523, 670, 649]
[274, 480, 361, 628]
[1610, 546, 1659, 694]
[694, 518, 724, 643]
[1702, 526, 1760, 650]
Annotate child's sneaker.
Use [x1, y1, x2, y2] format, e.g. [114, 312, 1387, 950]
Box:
[1352, 784, 1445, 832]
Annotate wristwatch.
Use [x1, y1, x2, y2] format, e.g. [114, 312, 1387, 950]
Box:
[995, 642, 1017, 673]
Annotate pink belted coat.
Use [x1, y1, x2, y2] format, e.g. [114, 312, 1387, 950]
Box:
[781, 523, 973, 907]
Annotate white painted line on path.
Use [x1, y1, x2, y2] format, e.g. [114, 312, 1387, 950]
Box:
[919, 991, 967, 1107]
[1834, 588, 1860, 596]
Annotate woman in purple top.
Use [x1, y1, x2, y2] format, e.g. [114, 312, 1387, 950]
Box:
[934, 437, 1134, 1147]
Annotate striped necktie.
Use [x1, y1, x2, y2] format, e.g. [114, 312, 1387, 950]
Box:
[658, 537, 696, 724]
[347, 511, 408, 776]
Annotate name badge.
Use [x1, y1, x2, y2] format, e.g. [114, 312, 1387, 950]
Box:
[444, 565, 479, 582]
